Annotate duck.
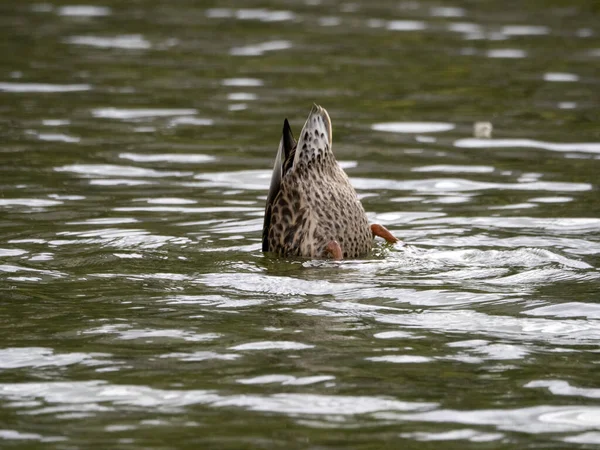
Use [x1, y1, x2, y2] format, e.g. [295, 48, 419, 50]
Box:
[262, 104, 399, 259]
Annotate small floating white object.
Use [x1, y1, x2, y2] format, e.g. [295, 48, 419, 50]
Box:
[474, 121, 493, 138]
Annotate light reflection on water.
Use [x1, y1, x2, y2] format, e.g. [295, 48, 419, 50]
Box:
[1, 0, 600, 448]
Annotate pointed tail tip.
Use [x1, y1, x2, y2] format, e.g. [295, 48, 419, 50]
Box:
[282, 117, 295, 147]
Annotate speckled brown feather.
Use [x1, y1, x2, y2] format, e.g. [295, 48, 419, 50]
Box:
[262, 105, 373, 258]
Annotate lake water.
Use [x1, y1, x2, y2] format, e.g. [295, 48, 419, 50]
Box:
[1, 1, 600, 448]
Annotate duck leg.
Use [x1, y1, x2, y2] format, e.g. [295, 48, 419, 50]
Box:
[325, 240, 343, 260]
[371, 224, 400, 244]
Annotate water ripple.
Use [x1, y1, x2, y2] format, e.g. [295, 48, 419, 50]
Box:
[0, 381, 434, 416]
[524, 303, 600, 319]
[526, 380, 600, 399]
[377, 310, 600, 345]
[380, 405, 600, 434]
[401, 429, 503, 442]
[0, 82, 91, 93]
[82, 325, 220, 342]
[55, 164, 192, 178]
[236, 375, 334, 385]
[230, 40, 292, 56]
[206, 8, 295, 22]
[229, 341, 314, 351]
[455, 138, 600, 154]
[65, 35, 150, 50]
[57, 6, 111, 17]
[372, 122, 455, 133]
[0, 348, 110, 369]
[91, 108, 197, 120]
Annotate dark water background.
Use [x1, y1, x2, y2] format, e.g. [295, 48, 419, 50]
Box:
[1, 1, 600, 448]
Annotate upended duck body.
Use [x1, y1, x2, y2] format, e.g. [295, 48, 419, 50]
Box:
[262, 104, 399, 259]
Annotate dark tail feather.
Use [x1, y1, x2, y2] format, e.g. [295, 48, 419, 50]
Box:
[263, 119, 295, 252]
[282, 119, 295, 162]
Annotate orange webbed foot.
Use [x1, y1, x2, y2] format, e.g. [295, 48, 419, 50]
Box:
[371, 224, 401, 245]
[325, 240, 343, 260]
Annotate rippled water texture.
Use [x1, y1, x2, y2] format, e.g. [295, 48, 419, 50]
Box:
[1, 1, 600, 449]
